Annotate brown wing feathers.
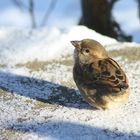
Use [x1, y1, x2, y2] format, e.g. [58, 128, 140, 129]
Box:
[94, 58, 129, 89]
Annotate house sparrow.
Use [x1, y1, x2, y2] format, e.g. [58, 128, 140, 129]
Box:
[71, 39, 130, 110]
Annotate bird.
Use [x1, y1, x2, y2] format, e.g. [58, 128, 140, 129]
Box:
[71, 39, 130, 110]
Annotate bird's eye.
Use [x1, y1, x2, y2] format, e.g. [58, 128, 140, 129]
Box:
[85, 49, 90, 53]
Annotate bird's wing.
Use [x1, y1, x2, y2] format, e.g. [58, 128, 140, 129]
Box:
[89, 58, 129, 89]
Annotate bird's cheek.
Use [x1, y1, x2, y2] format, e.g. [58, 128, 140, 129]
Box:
[82, 51, 87, 56]
[79, 55, 89, 64]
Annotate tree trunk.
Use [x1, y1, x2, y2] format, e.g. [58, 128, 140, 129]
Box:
[80, 0, 132, 42]
[137, 0, 140, 17]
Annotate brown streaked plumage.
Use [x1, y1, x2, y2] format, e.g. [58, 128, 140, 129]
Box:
[71, 39, 130, 110]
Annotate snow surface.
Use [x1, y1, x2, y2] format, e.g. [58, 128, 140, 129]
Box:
[0, 26, 118, 66]
[0, 26, 140, 140]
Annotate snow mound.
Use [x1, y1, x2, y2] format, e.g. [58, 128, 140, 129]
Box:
[0, 26, 118, 66]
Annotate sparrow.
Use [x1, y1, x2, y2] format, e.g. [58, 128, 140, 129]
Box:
[71, 39, 130, 110]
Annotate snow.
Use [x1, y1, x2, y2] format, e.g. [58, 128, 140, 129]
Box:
[0, 26, 140, 140]
[0, 26, 118, 66]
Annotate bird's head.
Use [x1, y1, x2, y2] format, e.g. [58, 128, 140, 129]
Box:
[71, 39, 108, 64]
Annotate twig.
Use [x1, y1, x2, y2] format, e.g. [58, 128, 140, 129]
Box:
[41, 0, 57, 27]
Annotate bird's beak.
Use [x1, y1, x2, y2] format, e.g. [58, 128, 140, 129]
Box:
[70, 40, 81, 49]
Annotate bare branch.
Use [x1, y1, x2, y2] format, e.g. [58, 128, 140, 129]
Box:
[11, 0, 28, 11]
[28, 0, 36, 28]
[41, 0, 57, 26]
[12, 0, 57, 28]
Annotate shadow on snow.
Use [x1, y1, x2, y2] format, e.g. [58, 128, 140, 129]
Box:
[0, 71, 140, 139]
[0, 71, 92, 110]
[6, 120, 140, 140]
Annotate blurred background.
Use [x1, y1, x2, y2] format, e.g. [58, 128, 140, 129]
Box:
[0, 0, 140, 42]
